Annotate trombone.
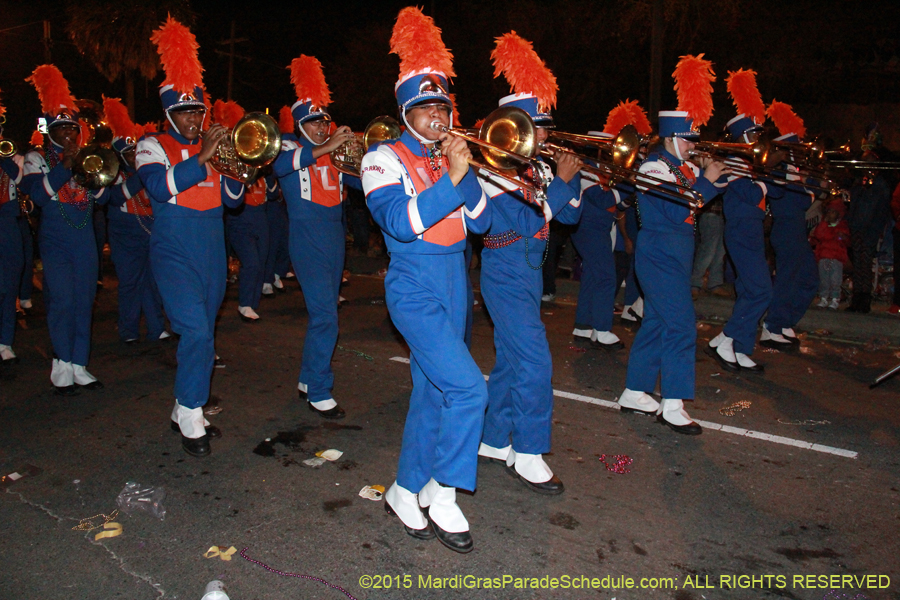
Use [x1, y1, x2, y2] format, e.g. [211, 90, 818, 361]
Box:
[542, 126, 705, 208]
[430, 106, 546, 198]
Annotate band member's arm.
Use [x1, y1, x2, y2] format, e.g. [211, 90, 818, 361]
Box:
[638, 158, 719, 223]
[361, 148, 486, 241]
[22, 151, 74, 208]
[1, 155, 23, 182]
[106, 174, 145, 209]
[222, 176, 245, 208]
[273, 139, 315, 176]
[135, 137, 210, 204]
[342, 174, 362, 191]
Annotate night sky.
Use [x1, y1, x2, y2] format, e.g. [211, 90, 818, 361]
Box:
[2, 0, 898, 146]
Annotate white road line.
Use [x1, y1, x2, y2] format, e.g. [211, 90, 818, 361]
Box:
[388, 356, 858, 459]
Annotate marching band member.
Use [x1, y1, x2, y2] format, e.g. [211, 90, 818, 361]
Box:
[760, 101, 818, 347]
[361, 7, 490, 552]
[137, 17, 245, 457]
[215, 100, 269, 323]
[476, 32, 581, 495]
[571, 100, 651, 351]
[0, 93, 24, 365]
[618, 55, 728, 434]
[708, 69, 782, 372]
[273, 55, 359, 419]
[23, 65, 109, 394]
[102, 96, 168, 344]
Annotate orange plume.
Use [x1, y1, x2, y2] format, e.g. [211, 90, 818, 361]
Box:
[142, 122, 158, 134]
[767, 100, 806, 139]
[491, 31, 557, 113]
[390, 6, 455, 79]
[726, 69, 766, 125]
[212, 99, 245, 129]
[278, 106, 294, 134]
[150, 15, 204, 95]
[0, 86, 5, 119]
[30, 129, 44, 147]
[672, 54, 716, 127]
[25, 65, 77, 115]
[102, 95, 142, 140]
[289, 55, 332, 108]
[603, 99, 652, 137]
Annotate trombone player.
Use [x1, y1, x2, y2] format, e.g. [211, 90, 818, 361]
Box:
[272, 54, 360, 420]
[136, 17, 245, 458]
[0, 106, 24, 366]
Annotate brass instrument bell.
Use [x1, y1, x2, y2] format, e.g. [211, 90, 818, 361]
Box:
[208, 112, 282, 184]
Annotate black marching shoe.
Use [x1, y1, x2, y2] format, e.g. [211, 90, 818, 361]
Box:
[77, 380, 105, 390]
[384, 502, 435, 540]
[308, 402, 346, 420]
[182, 434, 211, 457]
[54, 385, 80, 397]
[505, 464, 565, 495]
[422, 508, 474, 553]
[705, 343, 739, 372]
[657, 413, 703, 435]
[590, 339, 625, 352]
[170, 421, 221, 438]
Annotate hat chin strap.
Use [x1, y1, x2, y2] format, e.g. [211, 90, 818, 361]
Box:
[672, 137, 686, 162]
[298, 123, 324, 147]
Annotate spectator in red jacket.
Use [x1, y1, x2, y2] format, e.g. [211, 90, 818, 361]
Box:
[810, 199, 851, 309]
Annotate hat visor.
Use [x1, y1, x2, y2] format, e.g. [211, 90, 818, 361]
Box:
[167, 100, 207, 113]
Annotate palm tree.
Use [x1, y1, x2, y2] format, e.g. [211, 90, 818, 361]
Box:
[66, 0, 194, 118]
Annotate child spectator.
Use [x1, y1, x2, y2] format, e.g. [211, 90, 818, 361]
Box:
[810, 199, 850, 309]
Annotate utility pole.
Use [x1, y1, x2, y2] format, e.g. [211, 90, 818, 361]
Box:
[217, 21, 247, 102]
[43, 20, 51, 63]
[648, 0, 664, 124]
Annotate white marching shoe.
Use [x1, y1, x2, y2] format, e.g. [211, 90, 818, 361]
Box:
[73, 364, 103, 389]
[816, 297, 829, 308]
[418, 478, 473, 553]
[0, 344, 17, 364]
[657, 398, 702, 435]
[590, 329, 624, 351]
[261, 283, 274, 296]
[735, 352, 764, 373]
[478, 442, 510, 463]
[171, 402, 211, 457]
[238, 306, 260, 322]
[505, 450, 564, 494]
[383, 482, 434, 540]
[51, 359, 77, 396]
[706, 332, 739, 372]
[760, 324, 793, 349]
[618, 388, 660, 415]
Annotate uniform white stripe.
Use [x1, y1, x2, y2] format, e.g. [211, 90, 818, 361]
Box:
[408, 196, 426, 234]
[166, 168, 179, 196]
[464, 189, 487, 219]
[388, 356, 858, 458]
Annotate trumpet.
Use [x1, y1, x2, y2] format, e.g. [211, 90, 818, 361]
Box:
[207, 112, 282, 184]
[541, 126, 704, 208]
[330, 116, 403, 177]
[431, 106, 546, 198]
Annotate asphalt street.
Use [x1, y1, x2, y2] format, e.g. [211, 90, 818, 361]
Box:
[1, 259, 898, 600]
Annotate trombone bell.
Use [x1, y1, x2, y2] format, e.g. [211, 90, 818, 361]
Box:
[478, 106, 538, 170]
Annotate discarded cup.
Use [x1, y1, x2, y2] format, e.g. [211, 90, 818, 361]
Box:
[201, 580, 229, 600]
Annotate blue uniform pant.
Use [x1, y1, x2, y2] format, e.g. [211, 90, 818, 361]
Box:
[93, 206, 107, 282]
[723, 218, 771, 355]
[625, 229, 696, 399]
[265, 200, 290, 284]
[18, 216, 34, 301]
[150, 217, 225, 408]
[571, 221, 616, 331]
[0, 215, 24, 346]
[289, 218, 343, 401]
[108, 215, 165, 341]
[765, 218, 818, 330]
[227, 204, 269, 310]
[691, 211, 726, 289]
[386, 253, 488, 493]
[39, 208, 98, 365]
[481, 248, 553, 455]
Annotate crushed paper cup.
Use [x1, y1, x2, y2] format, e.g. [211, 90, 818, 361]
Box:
[358, 485, 385, 501]
[303, 457, 326, 467]
[316, 449, 343, 461]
